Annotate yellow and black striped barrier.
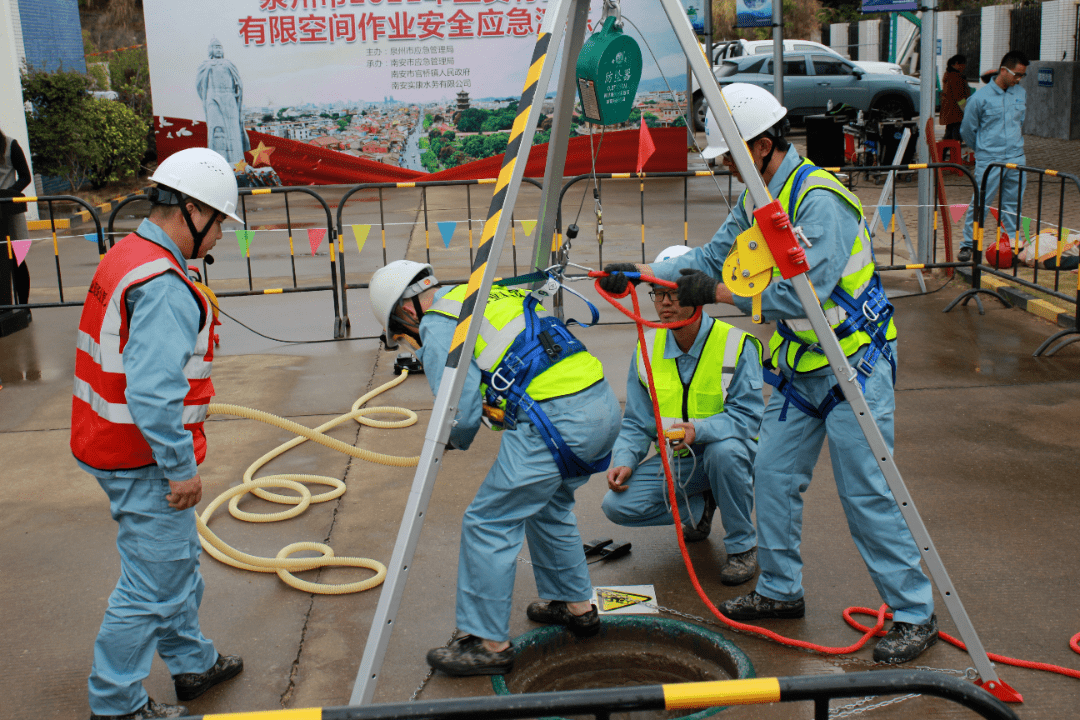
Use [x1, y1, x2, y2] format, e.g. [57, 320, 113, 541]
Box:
[177, 670, 1017, 720]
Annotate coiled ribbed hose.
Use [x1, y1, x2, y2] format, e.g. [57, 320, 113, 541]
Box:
[196, 371, 420, 595]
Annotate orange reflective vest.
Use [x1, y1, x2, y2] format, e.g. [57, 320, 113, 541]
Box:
[71, 233, 214, 471]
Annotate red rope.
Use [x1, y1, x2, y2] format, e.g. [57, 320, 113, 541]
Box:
[593, 273, 1080, 679]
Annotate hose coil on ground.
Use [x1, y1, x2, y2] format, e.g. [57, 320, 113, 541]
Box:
[197, 372, 420, 595]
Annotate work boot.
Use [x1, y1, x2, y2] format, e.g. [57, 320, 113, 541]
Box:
[89, 699, 187, 720]
[682, 490, 716, 542]
[958, 247, 972, 263]
[720, 547, 758, 586]
[173, 653, 244, 701]
[873, 615, 939, 663]
[526, 600, 601, 637]
[718, 590, 805, 621]
[426, 635, 515, 676]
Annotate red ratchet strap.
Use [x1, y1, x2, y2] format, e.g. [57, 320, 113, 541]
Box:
[593, 270, 1080, 690]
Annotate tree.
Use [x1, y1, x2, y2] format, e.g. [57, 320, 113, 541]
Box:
[22, 68, 147, 191]
[456, 107, 487, 133]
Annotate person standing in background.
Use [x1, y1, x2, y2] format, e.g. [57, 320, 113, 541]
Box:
[0, 126, 32, 305]
[940, 55, 968, 143]
[958, 50, 1029, 263]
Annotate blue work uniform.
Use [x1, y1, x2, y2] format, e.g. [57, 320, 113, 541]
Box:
[602, 313, 761, 555]
[80, 219, 218, 715]
[652, 146, 934, 625]
[415, 286, 621, 642]
[960, 79, 1027, 249]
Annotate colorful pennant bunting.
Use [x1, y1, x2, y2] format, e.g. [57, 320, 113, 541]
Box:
[11, 239, 31, 266]
[351, 224, 371, 255]
[437, 221, 456, 248]
[307, 228, 326, 255]
[949, 204, 968, 223]
[520, 220, 537, 237]
[235, 229, 255, 253]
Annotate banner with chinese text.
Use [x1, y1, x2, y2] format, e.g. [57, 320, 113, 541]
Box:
[144, 0, 693, 183]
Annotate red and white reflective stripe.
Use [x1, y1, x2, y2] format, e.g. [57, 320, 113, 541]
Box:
[72, 377, 210, 425]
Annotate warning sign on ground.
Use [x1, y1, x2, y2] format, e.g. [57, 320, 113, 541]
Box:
[592, 585, 657, 615]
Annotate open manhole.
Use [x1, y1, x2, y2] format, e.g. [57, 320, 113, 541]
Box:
[492, 615, 755, 720]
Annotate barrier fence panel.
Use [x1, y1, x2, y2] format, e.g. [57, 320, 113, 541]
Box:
[334, 178, 545, 330]
[0, 194, 106, 311]
[945, 162, 1080, 356]
[173, 669, 1017, 720]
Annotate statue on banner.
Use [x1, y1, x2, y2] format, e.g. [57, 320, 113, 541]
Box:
[196, 38, 250, 165]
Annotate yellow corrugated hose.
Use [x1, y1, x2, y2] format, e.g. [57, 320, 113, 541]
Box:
[195, 371, 420, 594]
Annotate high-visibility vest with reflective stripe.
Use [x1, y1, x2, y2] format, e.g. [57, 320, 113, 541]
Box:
[739, 159, 897, 371]
[635, 320, 751, 436]
[427, 284, 604, 403]
[71, 233, 214, 471]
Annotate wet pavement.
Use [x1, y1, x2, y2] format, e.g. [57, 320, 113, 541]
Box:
[2, 137, 1079, 720]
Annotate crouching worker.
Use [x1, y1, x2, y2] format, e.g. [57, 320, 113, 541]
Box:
[72, 148, 244, 720]
[368, 261, 621, 676]
[602, 246, 762, 586]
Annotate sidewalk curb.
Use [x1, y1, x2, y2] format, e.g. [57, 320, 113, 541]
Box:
[957, 267, 1077, 329]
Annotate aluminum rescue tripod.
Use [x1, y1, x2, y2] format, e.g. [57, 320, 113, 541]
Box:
[349, 0, 1020, 705]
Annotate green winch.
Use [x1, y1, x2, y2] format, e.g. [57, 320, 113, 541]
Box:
[575, 14, 642, 126]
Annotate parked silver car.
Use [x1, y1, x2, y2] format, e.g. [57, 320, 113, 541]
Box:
[696, 52, 920, 128]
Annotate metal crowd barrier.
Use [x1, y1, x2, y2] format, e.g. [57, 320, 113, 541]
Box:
[334, 177, 544, 332]
[174, 670, 1017, 720]
[944, 162, 1080, 356]
[106, 188, 346, 338]
[0, 194, 106, 311]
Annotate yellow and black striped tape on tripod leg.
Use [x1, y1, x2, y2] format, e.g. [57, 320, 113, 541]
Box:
[445, 31, 550, 369]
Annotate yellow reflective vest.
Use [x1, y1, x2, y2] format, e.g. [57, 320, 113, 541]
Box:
[740, 159, 897, 372]
[634, 319, 757, 436]
[428, 284, 604, 404]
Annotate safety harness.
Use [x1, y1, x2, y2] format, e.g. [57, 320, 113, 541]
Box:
[441, 271, 610, 480]
[762, 163, 896, 421]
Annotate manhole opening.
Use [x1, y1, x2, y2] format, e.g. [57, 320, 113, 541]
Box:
[493, 616, 755, 720]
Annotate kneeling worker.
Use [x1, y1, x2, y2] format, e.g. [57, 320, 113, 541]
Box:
[369, 261, 621, 676]
[602, 246, 762, 585]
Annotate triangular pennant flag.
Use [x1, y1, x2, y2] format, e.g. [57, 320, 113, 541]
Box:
[235, 229, 255, 253]
[84, 233, 101, 243]
[520, 220, 537, 237]
[877, 205, 894, 231]
[950, 204, 968, 223]
[11, 239, 31, 266]
[636, 117, 656, 174]
[437, 221, 456, 248]
[351, 224, 371, 255]
[1021, 216, 1031, 245]
[307, 228, 326, 255]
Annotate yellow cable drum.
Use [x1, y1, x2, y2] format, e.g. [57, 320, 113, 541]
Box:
[197, 371, 421, 595]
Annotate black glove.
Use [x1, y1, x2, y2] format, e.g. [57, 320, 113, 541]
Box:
[677, 268, 718, 307]
[599, 263, 639, 294]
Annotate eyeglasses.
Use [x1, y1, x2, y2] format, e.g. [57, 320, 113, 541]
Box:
[1002, 66, 1026, 79]
[648, 289, 678, 302]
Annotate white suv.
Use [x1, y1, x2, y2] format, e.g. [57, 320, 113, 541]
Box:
[692, 38, 904, 128]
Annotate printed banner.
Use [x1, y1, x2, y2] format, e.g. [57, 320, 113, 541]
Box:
[735, 0, 772, 28]
[144, 0, 693, 183]
[680, 0, 705, 34]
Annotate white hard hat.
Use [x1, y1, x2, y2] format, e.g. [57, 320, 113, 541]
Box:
[654, 245, 692, 263]
[150, 147, 243, 223]
[368, 260, 438, 348]
[702, 83, 788, 159]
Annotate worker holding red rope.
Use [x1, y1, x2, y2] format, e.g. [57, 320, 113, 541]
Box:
[599, 83, 937, 665]
[601, 246, 764, 587]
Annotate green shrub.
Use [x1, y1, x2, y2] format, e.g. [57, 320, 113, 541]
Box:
[22, 67, 147, 191]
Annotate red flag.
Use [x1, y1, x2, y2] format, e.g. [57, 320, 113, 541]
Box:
[636, 118, 656, 174]
[308, 228, 326, 256]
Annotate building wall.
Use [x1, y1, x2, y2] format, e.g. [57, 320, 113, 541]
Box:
[830, 22, 848, 59]
[980, 4, 1011, 76]
[1041, 0, 1078, 62]
[937, 11, 960, 82]
[858, 19, 879, 62]
[17, 0, 85, 73]
[1022, 61, 1080, 140]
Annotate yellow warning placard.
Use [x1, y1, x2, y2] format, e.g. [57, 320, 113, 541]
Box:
[592, 585, 657, 614]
